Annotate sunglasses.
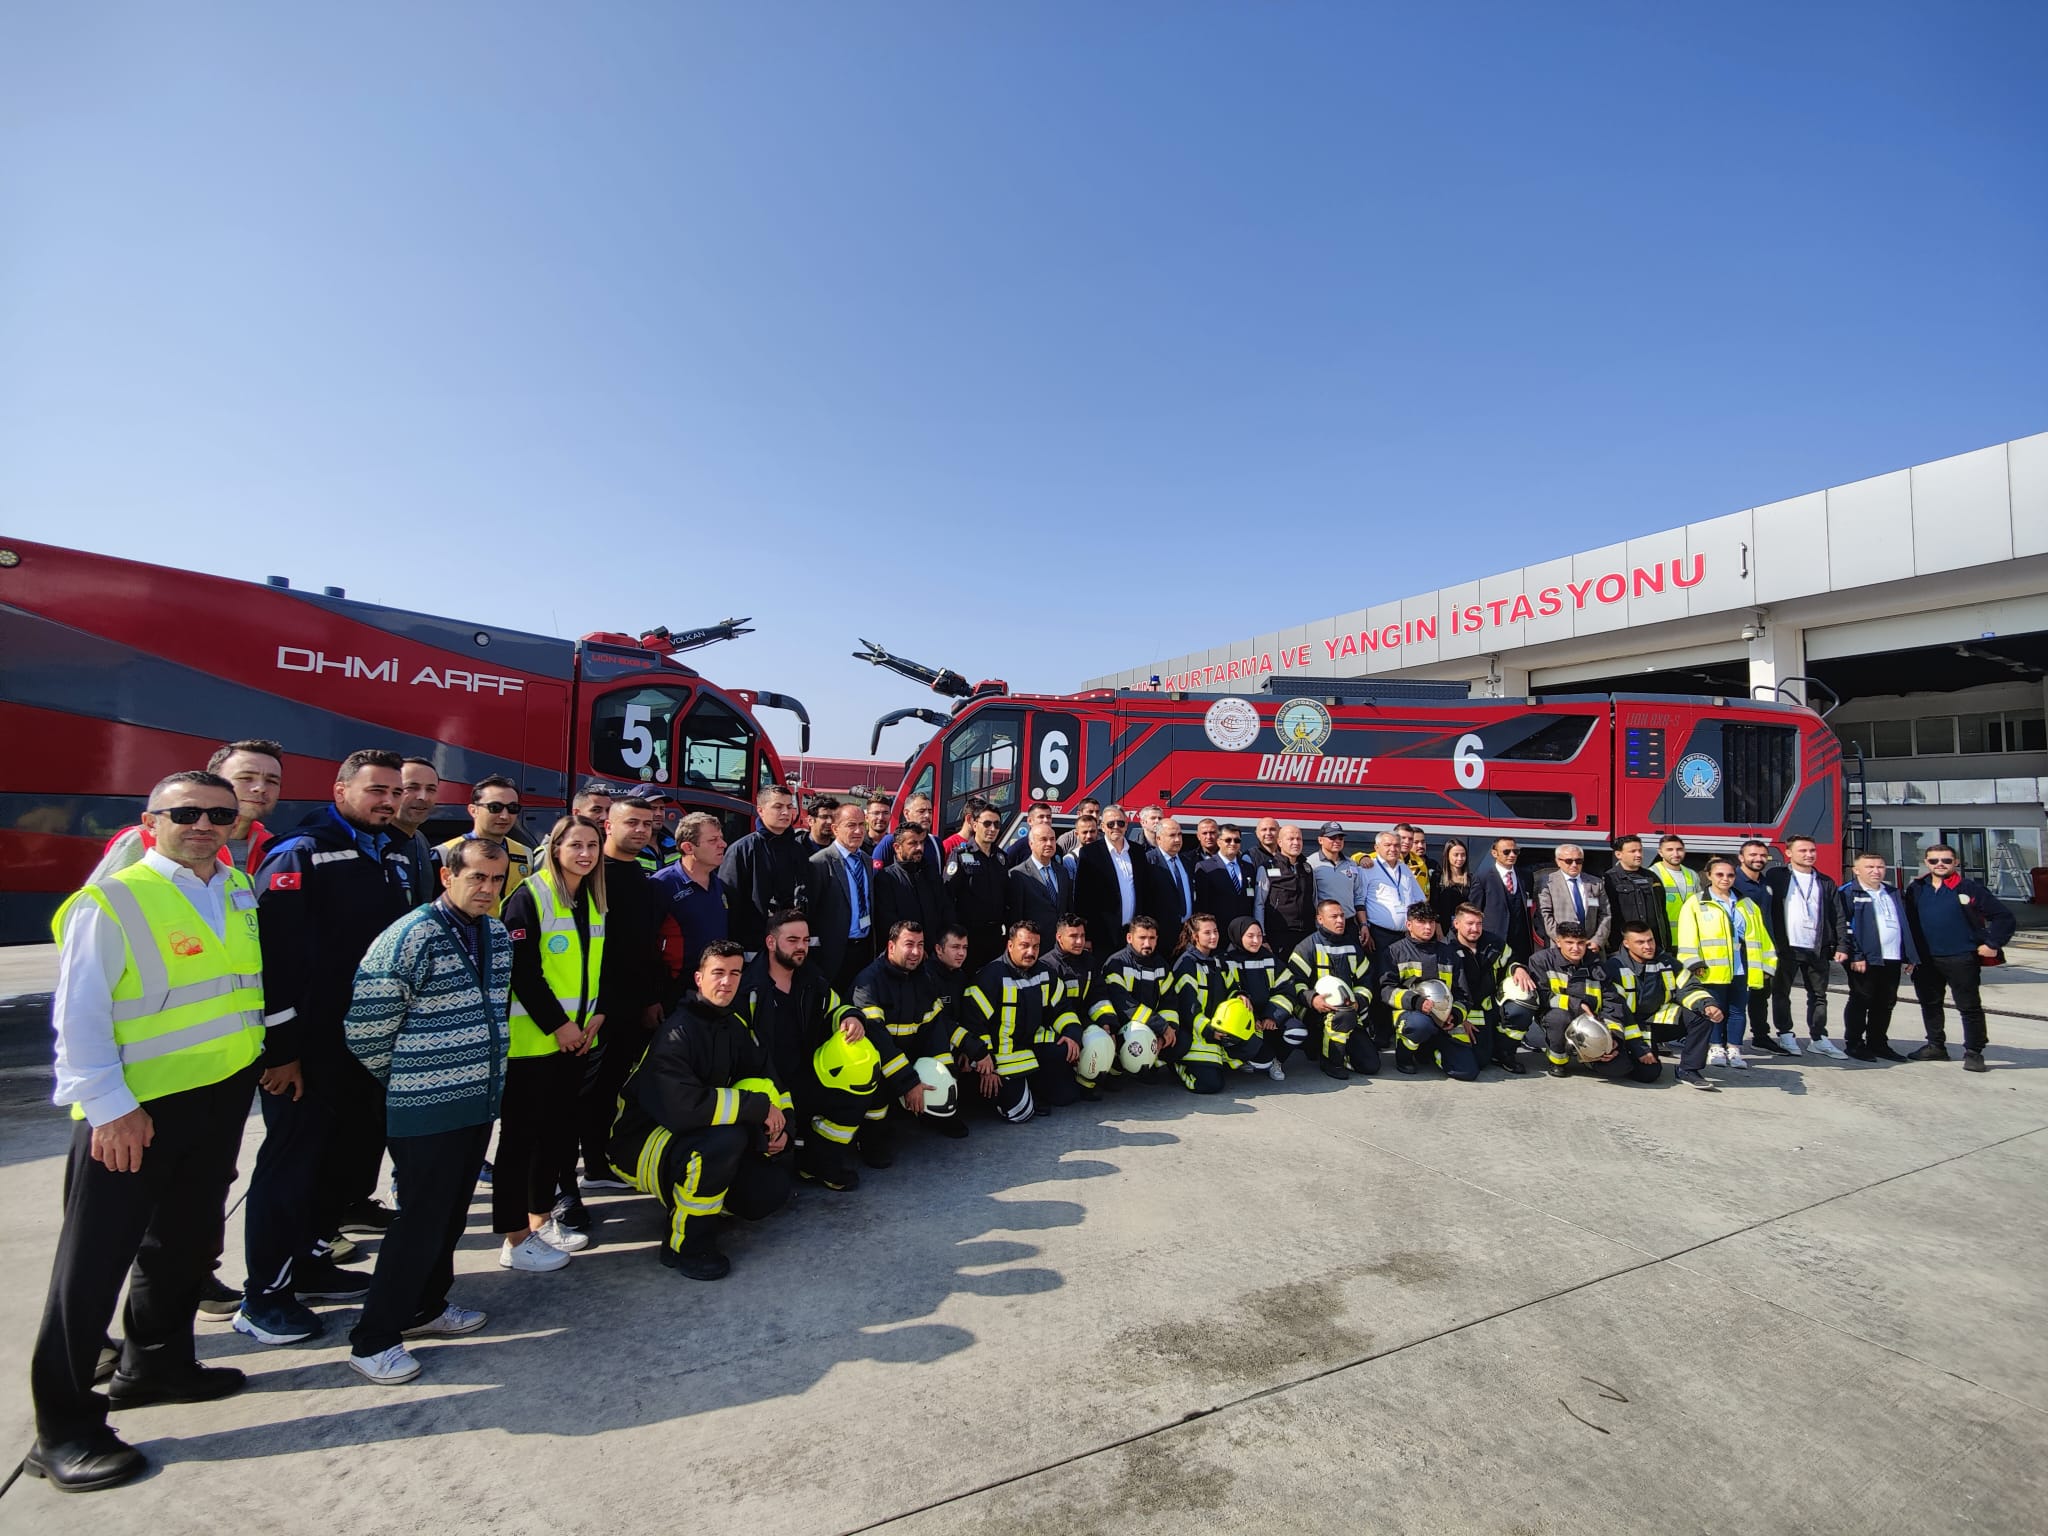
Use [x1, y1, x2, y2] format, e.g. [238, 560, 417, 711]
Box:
[1557, 857, 1582, 865]
[475, 801, 521, 815]
[1103, 819, 1127, 827]
[1925, 857, 1956, 866]
[147, 805, 239, 826]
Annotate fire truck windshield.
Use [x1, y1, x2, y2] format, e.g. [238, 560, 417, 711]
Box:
[678, 696, 754, 795]
[943, 709, 1019, 826]
[587, 684, 760, 796]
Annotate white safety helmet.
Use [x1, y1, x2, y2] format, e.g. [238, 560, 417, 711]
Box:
[1118, 1020, 1159, 1073]
[1408, 978, 1453, 1014]
[1499, 974, 1536, 1007]
[1313, 976, 1356, 1010]
[1564, 1016, 1613, 1063]
[910, 1056, 958, 1117]
[1078, 1024, 1117, 1081]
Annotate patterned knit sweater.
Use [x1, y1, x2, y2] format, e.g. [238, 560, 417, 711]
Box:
[345, 902, 511, 1137]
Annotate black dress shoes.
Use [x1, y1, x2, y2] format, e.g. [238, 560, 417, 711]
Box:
[107, 1363, 247, 1410]
[25, 1429, 147, 1492]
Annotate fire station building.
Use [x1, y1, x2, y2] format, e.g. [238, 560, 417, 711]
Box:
[1087, 433, 2048, 898]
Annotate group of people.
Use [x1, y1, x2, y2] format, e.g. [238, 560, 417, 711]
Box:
[26, 744, 2017, 1493]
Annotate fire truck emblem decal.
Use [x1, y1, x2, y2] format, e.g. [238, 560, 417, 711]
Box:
[1203, 697, 1260, 753]
[1274, 699, 1332, 756]
[1676, 753, 1722, 799]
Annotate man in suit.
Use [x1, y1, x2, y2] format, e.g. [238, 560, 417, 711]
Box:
[1006, 823, 1074, 935]
[1536, 843, 1611, 953]
[1146, 817, 1197, 937]
[1074, 804, 1144, 956]
[806, 803, 876, 992]
[873, 820, 952, 947]
[1761, 833, 1843, 1058]
[1003, 801, 1055, 869]
[1834, 851, 1917, 1062]
[1467, 835, 1535, 961]
[1193, 823, 1256, 927]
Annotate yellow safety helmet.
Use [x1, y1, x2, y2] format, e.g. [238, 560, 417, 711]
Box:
[1210, 996, 1257, 1042]
[814, 1031, 882, 1095]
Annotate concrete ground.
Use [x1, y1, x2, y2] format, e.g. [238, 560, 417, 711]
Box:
[0, 944, 2044, 1534]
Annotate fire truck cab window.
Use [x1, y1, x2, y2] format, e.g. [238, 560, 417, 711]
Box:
[946, 713, 1019, 824]
[589, 686, 689, 786]
[679, 696, 755, 796]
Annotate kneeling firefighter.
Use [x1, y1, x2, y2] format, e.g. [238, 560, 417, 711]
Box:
[607, 940, 793, 1281]
[1603, 921, 1724, 1087]
[1286, 898, 1380, 1079]
[850, 919, 973, 1145]
[1508, 921, 1608, 1077]
[1099, 916, 1174, 1084]
[1378, 902, 1480, 1080]
[1177, 995, 1275, 1094]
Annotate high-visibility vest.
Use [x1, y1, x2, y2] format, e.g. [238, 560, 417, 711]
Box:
[437, 835, 533, 916]
[1651, 861, 1699, 930]
[1675, 893, 1777, 983]
[52, 863, 264, 1114]
[507, 868, 605, 1058]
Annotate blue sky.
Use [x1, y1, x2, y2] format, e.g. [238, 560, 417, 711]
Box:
[4, 3, 2044, 759]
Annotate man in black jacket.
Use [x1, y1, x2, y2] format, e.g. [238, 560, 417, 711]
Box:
[238, 750, 415, 1346]
[1254, 824, 1316, 959]
[1074, 805, 1145, 957]
[1466, 835, 1535, 961]
[1194, 824, 1257, 928]
[1760, 834, 1844, 1058]
[873, 821, 953, 942]
[607, 940, 793, 1280]
[1602, 834, 1670, 953]
[944, 804, 1009, 972]
[851, 921, 969, 1144]
[578, 795, 668, 1193]
[1145, 818, 1196, 935]
[717, 786, 808, 953]
[1902, 844, 2016, 1072]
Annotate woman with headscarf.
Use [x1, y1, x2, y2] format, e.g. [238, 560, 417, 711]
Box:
[1223, 916, 1290, 1081]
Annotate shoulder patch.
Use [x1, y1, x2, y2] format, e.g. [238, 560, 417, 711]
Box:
[268, 871, 302, 891]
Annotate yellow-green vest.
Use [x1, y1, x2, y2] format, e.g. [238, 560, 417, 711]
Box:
[52, 863, 265, 1114]
[1651, 860, 1699, 930]
[507, 867, 604, 1058]
[1675, 892, 1777, 984]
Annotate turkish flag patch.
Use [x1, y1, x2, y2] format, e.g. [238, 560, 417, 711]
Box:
[268, 871, 301, 891]
[508, 928, 528, 941]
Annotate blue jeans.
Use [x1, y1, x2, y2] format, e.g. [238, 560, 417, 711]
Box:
[1704, 981, 1747, 1047]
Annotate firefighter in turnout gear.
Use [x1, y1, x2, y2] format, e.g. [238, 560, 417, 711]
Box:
[850, 920, 970, 1143]
[1509, 922, 1609, 1077]
[1448, 903, 1530, 1073]
[1098, 917, 1175, 1083]
[944, 806, 1010, 972]
[1223, 917, 1290, 1082]
[1177, 994, 1274, 1094]
[1379, 903, 1480, 1081]
[1044, 914, 1116, 1099]
[1165, 914, 1232, 1071]
[728, 911, 872, 1191]
[606, 940, 794, 1281]
[1286, 899, 1380, 1079]
[964, 921, 1083, 1120]
[1605, 921, 1724, 1089]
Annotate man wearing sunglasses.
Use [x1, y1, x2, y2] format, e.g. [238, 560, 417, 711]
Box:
[1902, 844, 2015, 1073]
[28, 771, 264, 1492]
[434, 773, 533, 918]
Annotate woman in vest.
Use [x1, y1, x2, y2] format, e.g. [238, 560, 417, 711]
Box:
[496, 815, 608, 1271]
[1675, 855, 1777, 1070]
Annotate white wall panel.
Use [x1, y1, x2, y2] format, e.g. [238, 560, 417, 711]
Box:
[1621, 527, 1688, 629]
[1683, 508, 1756, 616]
[1912, 445, 2012, 575]
[1567, 541, 1632, 637]
[1752, 491, 1830, 603]
[1519, 556, 1576, 646]
[1826, 469, 1915, 589]
[1360, 600, 1403, 674]
[1437, 580, 1482, 659]
[2011, 433, 2048, 559]
[1477, 569, 1528, 652]
[1401, 592, 1441, 667]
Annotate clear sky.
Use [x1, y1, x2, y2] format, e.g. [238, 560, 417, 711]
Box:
[5, 3, 2044, 761]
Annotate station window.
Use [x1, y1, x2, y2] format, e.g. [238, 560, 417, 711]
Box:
[1837, 711, 2045, 760]
[678, 697, 756, 797]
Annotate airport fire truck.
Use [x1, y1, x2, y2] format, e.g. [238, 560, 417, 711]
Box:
[0, 538, 808, 943]
[854, 641, 1845, 872]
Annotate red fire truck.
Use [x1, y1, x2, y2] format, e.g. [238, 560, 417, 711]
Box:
[855, 643, 1845, 872]
[0, 538, 809, 944]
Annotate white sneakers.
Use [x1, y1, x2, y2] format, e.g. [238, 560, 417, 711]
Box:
[349, 1344, 422, 1385]
[1725, 1045, 1749, 1069]
[1707, 1045, 1728, 1066]
[1807, 1037, 1847, 1059]
[1776, 1032, 1803, 1055]
[499, 1234, 571, 1272]
[1267, 1059, 1286, 1082]
[534, 1218, 589, 1254]
[403, 1304, 488, 1338]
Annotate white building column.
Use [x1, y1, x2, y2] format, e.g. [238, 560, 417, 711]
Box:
[1472, 660, 1529, 699]
[1747, 617, 1807, 705]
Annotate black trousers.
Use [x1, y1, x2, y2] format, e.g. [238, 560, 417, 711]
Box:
[1914, 953, 1989, 1050]
[579, 1015, 653, 1179]
[1771, 948, 1833, 1039]
[317, 1053, 387, 1223]
[244, 1049, 356, 1302]
[1676, 1005, 1717, 1074]
[1394, 1009, 1480, 1081]
[351, 1121, 489, 1356]
[494, 1052, 581, 1232]
[1843, 961, 1904, 1049]
[31, 1068, 255, 1444]
[832, 934, 876, 996]
[1585, 1051, 1663, 1084]
[611, 1121, 792, 1252]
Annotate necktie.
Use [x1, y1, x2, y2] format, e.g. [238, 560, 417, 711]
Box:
[1504, 868, 1515, 895]
[1175, 860, 1190, 911]
[1570, 880, 1584, 921]
[1042, 862, 1057, 896]
[852, 857, 868, 933]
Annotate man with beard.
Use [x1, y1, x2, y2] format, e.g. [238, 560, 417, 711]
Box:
[872, 821, 953, 941]
[718, 786, 808, 954]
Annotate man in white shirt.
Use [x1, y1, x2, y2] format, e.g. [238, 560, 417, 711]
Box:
[1075, 803, 1143, 956]
[29, 771, 263, 1492]
[1358, 830, 1424, 953]
[1835, 851, 1917, 1062]
[1763, 835, 1844, 1057]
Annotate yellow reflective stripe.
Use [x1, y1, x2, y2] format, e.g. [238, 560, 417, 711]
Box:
[636, 1127, 672, 1195]
[107, 972, 264, 1023]
[876, 1051, 910, 1079]
[118, 1009, 265, 1064]
[812, 1117, 857, 1144]
[863, 1103, 888, 1123]
[711, 1086, 740, 1126]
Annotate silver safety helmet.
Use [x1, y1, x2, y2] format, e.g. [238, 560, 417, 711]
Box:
[1408, 978, 1453, 1014]
[1078, 1024, 1117, 1081]
[1118, 1020, 1159, 1073]
[911, 1056, 958, 1117]
[1564, 1016, 1613, 1063]
[1499, 974, 1536, 1007]
[1313, 976, 1356, 1010]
